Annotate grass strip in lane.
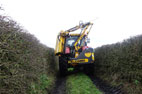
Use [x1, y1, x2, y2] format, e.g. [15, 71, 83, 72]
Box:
[66, 73, 102, 94]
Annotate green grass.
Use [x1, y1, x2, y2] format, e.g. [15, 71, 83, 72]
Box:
[30, 74, 54, 94]
[68, 68, 74, 71]
[66, 73, 102, 94]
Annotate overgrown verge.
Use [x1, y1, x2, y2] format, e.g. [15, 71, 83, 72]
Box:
[94, 35, 142, 94]
[66, 73, 102, 94]
[0, 15, 58, 94]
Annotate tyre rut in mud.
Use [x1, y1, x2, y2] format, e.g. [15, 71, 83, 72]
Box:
[88, 75, 124, 94]
[50, 74, 66, 94]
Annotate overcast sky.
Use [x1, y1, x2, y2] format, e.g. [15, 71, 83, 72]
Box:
[1, 0, 142, 48]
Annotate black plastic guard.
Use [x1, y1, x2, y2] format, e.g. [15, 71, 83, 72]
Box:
[71, 48, 94, 64]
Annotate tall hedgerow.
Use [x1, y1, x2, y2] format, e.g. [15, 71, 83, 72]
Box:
[94, 35, 142, 93]
[0, 14, 57, 94]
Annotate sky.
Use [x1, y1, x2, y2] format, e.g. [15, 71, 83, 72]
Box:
[1, 0, 142, 48]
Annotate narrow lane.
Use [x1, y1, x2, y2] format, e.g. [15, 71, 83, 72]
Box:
[50, 71, 124, 94]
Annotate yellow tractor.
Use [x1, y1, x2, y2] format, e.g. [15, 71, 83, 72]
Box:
[55, 22, 95, 75]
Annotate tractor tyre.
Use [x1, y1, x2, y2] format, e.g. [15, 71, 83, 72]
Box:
[84, 64, 94, 75]
[59, 57, 67, 76]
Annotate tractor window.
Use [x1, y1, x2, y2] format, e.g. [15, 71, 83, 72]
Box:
[80, 37, 87, 46]
[66, 36, 79, 47]
[67, 40, 75, 46]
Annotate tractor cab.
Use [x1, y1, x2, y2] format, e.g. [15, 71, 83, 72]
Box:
[65, 35, 88, 57]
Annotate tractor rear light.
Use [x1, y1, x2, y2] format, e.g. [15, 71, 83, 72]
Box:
[82, 46, 88, 50]
[65, 47, 70, 54]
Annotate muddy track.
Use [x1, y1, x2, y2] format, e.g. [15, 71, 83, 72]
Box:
[49, 74, 66, 94]
[50, 71, 124, 94]
[88, 75, 124, 94]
